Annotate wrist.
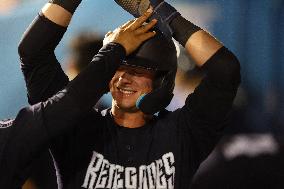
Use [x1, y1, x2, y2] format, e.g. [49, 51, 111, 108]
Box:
[49, 0, 82, 14]
[170, 15, 201, 46]
[105, 42, 127, 59]
[150, 1, 180, 39]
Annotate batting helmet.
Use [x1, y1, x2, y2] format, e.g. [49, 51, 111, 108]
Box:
[122, 31, 177, 114]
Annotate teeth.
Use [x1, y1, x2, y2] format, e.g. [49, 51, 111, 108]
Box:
[119, 88, 135, 94]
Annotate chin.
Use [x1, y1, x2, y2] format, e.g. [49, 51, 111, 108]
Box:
[115, 102, 139, 113]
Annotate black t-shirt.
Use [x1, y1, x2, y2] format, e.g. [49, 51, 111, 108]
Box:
[49, 106, 224, 189]
[8, 12, 240, 188]
[0, 119, 14, 166]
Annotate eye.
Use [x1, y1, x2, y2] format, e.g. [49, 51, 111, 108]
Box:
[133, 70, 144, 76]
[117, 67, 125, 72]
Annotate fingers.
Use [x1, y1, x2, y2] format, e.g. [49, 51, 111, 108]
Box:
[104, 6, 157, 55]
[105, 31, 112, 37]
[135, 19, 157, 35]
[128, 7, 153, 30]
[139, 30, 156, 42]
[120, 19, 136, 29]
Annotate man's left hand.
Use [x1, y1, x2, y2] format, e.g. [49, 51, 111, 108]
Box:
[103, 8, 157, 55]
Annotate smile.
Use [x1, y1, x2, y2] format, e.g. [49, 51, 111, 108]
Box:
[117, 87, 136, 94]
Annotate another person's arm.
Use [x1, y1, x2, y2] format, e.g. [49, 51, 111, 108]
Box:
[18, 1, 81, 105]
[170, 13, 241, 123]
[171, 5, 241, 163]
[1, 42, 125, 188]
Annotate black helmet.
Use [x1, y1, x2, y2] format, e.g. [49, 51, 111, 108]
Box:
[122, 31, 177, 114]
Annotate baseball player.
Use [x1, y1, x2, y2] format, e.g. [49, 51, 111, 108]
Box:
[17, 0, 241, 188]
[0, 8, 155, 188]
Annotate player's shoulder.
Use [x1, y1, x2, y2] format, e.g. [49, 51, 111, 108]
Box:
[0, 119, 14, 144]
[0, 119, 14, 129]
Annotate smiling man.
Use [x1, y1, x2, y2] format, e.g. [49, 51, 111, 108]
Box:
[108, 33, 177, 127]
[110, 65, 154, 112]
[17, 0, 241, 188]
[109, 65, 155, 128]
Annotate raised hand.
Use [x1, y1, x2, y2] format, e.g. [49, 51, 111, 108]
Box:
[103, 8, 157, 55]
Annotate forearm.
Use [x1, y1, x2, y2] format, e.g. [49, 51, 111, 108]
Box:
[18, 0, 81, 59]
[42, 0, 82, 26]
[64, 43, 126, 110]
[18, 1, 81, 104]
[0, 43, 126, 188]
[41, 3, 72, 27]
[168, 4, 240, 116]
[169, 14, 223, 67]
[185, 30, 223, 67]
[169, 3, 241, 124]
[19, 13, 69, 105]
[18, 13, 66, 60]
[186, 47, 241, 123]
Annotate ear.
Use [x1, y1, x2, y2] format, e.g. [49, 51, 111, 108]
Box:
[136, 70, 175, 114]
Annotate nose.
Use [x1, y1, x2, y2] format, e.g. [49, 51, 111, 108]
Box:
[118, 71, 132, 83]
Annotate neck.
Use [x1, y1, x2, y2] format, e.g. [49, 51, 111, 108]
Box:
[111, 104, 153, 128]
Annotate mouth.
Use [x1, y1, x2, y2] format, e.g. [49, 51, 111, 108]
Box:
[117, 87, 137, 95]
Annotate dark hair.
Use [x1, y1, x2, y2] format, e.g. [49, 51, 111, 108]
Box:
[69, 32, 103, 72]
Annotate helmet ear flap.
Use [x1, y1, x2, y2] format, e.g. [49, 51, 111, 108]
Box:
[136, 69, 176, 114]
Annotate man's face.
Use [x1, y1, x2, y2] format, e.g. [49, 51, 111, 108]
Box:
[109, 65, 155, 112]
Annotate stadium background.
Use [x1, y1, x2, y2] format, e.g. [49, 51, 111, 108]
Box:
[0, 0, 283, 188]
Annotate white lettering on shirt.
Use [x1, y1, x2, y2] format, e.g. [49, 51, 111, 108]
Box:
[82, 151, 175, 189]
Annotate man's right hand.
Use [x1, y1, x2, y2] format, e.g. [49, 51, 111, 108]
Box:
[103, 8, 157, 56]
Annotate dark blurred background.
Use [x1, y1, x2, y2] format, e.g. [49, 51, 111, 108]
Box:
[0, 0, 283, 188]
